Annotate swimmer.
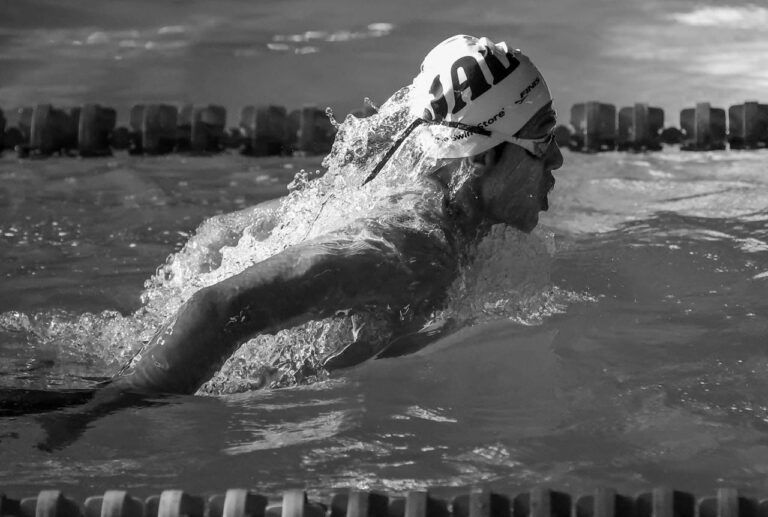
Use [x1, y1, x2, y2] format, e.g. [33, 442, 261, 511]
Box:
[110, 33, 563, 395]
[2, 35, 563, 444]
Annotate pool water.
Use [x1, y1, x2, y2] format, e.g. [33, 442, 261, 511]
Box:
[1, 148, 767, 498]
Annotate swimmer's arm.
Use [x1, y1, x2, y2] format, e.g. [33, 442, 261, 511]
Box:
[113, 234, 454, 395]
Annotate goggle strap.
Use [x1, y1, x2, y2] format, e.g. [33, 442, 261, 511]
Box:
[362, 119, 493, 186]
[439, 120, 492, 136]
[504, 136, 534, 155]
[362, 118, 426, 186]
[507, 132, 555, 157]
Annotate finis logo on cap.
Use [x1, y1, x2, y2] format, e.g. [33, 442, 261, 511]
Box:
[515, 76, 541, 105]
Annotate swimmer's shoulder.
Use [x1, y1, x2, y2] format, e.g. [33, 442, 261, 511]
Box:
[323, 199, 455, 261]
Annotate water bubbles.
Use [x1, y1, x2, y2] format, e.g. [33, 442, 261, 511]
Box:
[363, 97, 379, 112]
[0, 307, 156, 386]
[325, 107, 340, 129]
[0, 311, 32, 333]
[287, 169, 314, 192]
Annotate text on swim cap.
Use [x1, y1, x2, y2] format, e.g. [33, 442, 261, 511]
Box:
[514, 77, 540, 105]
[426, 50, 520, 121]
[433, 108, 506, 143]
[476, 108, 506, 129]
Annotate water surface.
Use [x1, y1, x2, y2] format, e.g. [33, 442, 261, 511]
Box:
[1, 148, 767, 498]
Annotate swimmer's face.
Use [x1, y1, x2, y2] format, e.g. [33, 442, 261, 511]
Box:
[477, 103, 563, 232]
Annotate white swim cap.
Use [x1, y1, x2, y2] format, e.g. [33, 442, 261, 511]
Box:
[362, 34, 553, 185]
[412, 34, 553, 159]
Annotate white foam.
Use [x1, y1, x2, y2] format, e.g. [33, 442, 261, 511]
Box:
[738, 238, 768, 253]
[669, 6, 768, 29]
[266, 43, 290, 52]
[85, 32, 110, 45]
[158, 25, 186, 35]
[404, 406, 458, 423]
[267, 23, 395, 54]
[222, 409, 351, 455]
[295, 46, 319, 55]
[368, 23, 395, 32]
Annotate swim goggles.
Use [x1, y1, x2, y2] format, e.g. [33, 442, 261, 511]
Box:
[362, 118, 555, 186]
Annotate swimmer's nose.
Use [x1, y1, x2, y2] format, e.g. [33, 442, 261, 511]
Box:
[545, 141, 564, 171]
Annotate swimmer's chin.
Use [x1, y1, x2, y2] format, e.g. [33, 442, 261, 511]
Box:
[494, 214, 539, 233]
[518, 219, 539, 233]
[480, 207, 543, 234]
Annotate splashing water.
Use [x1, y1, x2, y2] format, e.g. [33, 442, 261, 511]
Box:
[0, 85, 582, 394]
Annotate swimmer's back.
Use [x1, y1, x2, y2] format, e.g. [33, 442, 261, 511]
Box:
[114, 196, 459, 395]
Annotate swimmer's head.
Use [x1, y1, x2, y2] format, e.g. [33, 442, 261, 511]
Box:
[412, 34, 553, 159]
[363, 34, 554, 185]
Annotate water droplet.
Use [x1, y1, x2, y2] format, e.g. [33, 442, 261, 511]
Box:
[363, 97, 379, 111]
[325, 107, 340, 128]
